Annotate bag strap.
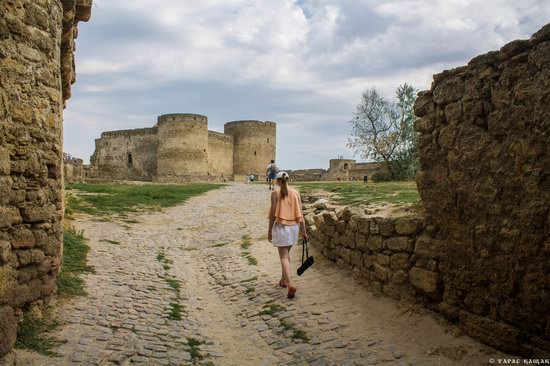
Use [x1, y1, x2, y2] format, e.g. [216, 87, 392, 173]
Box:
[301, 238, 309, 264]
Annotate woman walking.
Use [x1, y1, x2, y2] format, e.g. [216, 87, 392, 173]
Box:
[268, 171, 308, 298]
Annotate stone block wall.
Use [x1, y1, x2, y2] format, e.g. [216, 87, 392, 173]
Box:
[207, 131, 233, 181]
[306, 203, 549, 356]
[63, 157, 83, 184]
[414, 23, 550, 357]
[307, 23, 550, 358]
[91, 128, 159, 181]
[305, 206, 426, 301]
[0, 0, 91, 358]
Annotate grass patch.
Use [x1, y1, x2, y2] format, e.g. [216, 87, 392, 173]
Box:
[244, 286, 255, 294]
[65, 183, 223, 217]
[186, 337, 205, 361]
[294, 181, 419, 206]
[157, 251, 166, 262]
[57, 227, 93, 297]
[240, 234, 256, 265]
[100, 239, 120, 245]
[240, 235, 252, 250]
[15, 313, 61, 356]
[280, 320, 309, 342]
[259, 303, 286, 316]
[166, 278, 181, 292]
[168, 302, 183, 320]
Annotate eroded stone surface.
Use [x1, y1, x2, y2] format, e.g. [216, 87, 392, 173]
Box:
[414, 22, 550, 356]
[0, 0, 91, 358]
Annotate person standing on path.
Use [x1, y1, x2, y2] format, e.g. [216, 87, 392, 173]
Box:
[268, 171, 308, 298]
[266, 160, 278, 190]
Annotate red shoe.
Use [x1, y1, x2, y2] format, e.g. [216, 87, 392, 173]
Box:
[287, 286, 296, 299]
[279, 279, 287, 288]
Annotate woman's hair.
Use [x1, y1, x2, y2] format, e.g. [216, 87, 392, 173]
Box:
[279, 174, 289, 199]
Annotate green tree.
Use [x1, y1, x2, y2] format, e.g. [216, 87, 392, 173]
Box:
[347, 83, 418, 180]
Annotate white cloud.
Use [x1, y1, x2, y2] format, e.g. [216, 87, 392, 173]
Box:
[66, 0, 550, 168]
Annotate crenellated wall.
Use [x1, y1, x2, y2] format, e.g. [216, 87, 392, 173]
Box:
[0, 0, 92, 358]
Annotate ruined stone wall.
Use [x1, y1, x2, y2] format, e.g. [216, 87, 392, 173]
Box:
[286, 169, 325, 181]
[306, 205, 430, 299]
[63, 158, 83, 184]
[91, 128, 158, 181]
[413, 24, 550, 357]
[224, 120, 276, 178]
[207, 131, 233, 181]
[306, 24, 550, 358]
[0, 0, 91, 358]
[348, 162, 384, 181]
[285, 162, 382, 182]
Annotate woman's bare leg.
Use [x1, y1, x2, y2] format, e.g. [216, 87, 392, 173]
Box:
[278, 247, 293, 287]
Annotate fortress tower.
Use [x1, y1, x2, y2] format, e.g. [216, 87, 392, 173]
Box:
[156, 114, 209, 182]
[224, 120, 276, 180]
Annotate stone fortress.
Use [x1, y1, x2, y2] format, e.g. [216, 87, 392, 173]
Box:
[286, 159, 383, 181]
[88, 114, 276, 183]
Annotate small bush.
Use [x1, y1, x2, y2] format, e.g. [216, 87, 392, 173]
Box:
[371, 170, 392, 182]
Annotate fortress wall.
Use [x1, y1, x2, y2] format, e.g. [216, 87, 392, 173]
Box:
[156, 114, 209, 182]
[224, 121, 276, 178]
[91, 128, 158, 181]
[207, 131, 233, 181]
[0, 0, 91, 358]
[63, 158, 83, 184]
[349, 162, 383, 181]
[307, 24, 550, 358]
[286, 169, 325, 181]
[322, 159, 356, 180]
[412, 24, 550, 356]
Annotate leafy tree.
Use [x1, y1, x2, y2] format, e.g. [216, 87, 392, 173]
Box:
[347, 83, 418, 180]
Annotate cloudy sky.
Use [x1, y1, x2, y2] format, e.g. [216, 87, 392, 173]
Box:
[64, 0, 550, 169]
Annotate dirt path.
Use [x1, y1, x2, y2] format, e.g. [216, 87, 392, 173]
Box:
[16, 184, 505, 365]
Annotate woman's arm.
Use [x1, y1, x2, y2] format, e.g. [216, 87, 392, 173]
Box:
[268, 191, 277, 242]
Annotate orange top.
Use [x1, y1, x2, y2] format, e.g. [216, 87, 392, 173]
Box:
[274, 187, 303, 225]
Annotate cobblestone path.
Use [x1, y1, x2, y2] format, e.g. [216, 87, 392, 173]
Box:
[27, 184, 505, 365]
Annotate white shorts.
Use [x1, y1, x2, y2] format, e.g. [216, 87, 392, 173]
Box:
[272, 223, 299, 247]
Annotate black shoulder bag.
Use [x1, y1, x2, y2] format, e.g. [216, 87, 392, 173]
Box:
[297, 239, 314, 276]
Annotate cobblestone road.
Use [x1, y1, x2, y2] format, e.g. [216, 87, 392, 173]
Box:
[21, 184, 505, 365]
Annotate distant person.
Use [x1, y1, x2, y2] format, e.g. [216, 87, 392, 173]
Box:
[266, 160, 278, 190]
[250, 174, 255, 183]
[268, 171, 308, 299]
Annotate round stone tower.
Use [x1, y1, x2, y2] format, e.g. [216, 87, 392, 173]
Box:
[224, 120, 276, 180]
[156, 113, 209, 182]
